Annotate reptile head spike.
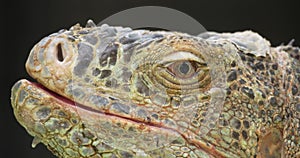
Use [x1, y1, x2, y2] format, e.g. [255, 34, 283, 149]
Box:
[86, 19, 96, 28]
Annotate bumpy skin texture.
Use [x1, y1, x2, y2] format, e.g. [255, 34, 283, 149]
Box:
[11, 20, 300, 157]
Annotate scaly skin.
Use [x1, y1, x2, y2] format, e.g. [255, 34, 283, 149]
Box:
[11, 20, 300, 157]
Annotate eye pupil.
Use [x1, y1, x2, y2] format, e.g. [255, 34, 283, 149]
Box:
[179, 62, 190, 74]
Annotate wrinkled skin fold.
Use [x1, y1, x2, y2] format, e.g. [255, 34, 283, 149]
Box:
[11, 20, 300, 157]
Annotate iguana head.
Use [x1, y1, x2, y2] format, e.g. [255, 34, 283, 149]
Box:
[12, 20, 297, 157]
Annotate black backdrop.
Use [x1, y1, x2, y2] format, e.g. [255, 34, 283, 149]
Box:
[2, 0, 299, 157]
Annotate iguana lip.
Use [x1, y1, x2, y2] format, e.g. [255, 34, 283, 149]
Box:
[31, 82, 76, 105]
[13, 79, 181, 131]
[29, 81, 154, 125]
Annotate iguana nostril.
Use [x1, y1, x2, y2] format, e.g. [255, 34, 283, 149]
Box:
[56, 43, 64, 62]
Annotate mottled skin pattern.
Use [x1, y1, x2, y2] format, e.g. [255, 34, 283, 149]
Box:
[11, 20, 300, 157]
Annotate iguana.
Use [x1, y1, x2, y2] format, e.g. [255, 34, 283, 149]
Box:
[11, 20, 300, 157]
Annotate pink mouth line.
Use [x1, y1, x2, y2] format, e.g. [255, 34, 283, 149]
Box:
[30, 81, 221, 157]
[31, 81, 180, 131]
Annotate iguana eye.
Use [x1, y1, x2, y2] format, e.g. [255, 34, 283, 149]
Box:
[167, 61, 197, 78]
[152, 51, 211, 93]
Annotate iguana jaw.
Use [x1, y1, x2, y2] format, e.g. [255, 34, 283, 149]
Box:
[12, 79, 229, 157]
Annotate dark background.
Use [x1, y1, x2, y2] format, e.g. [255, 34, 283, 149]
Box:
[2, 0, 299, 157]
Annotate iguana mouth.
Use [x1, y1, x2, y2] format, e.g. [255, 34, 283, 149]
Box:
[28, 80, 175, 130]
[12, 79, 224, 157]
